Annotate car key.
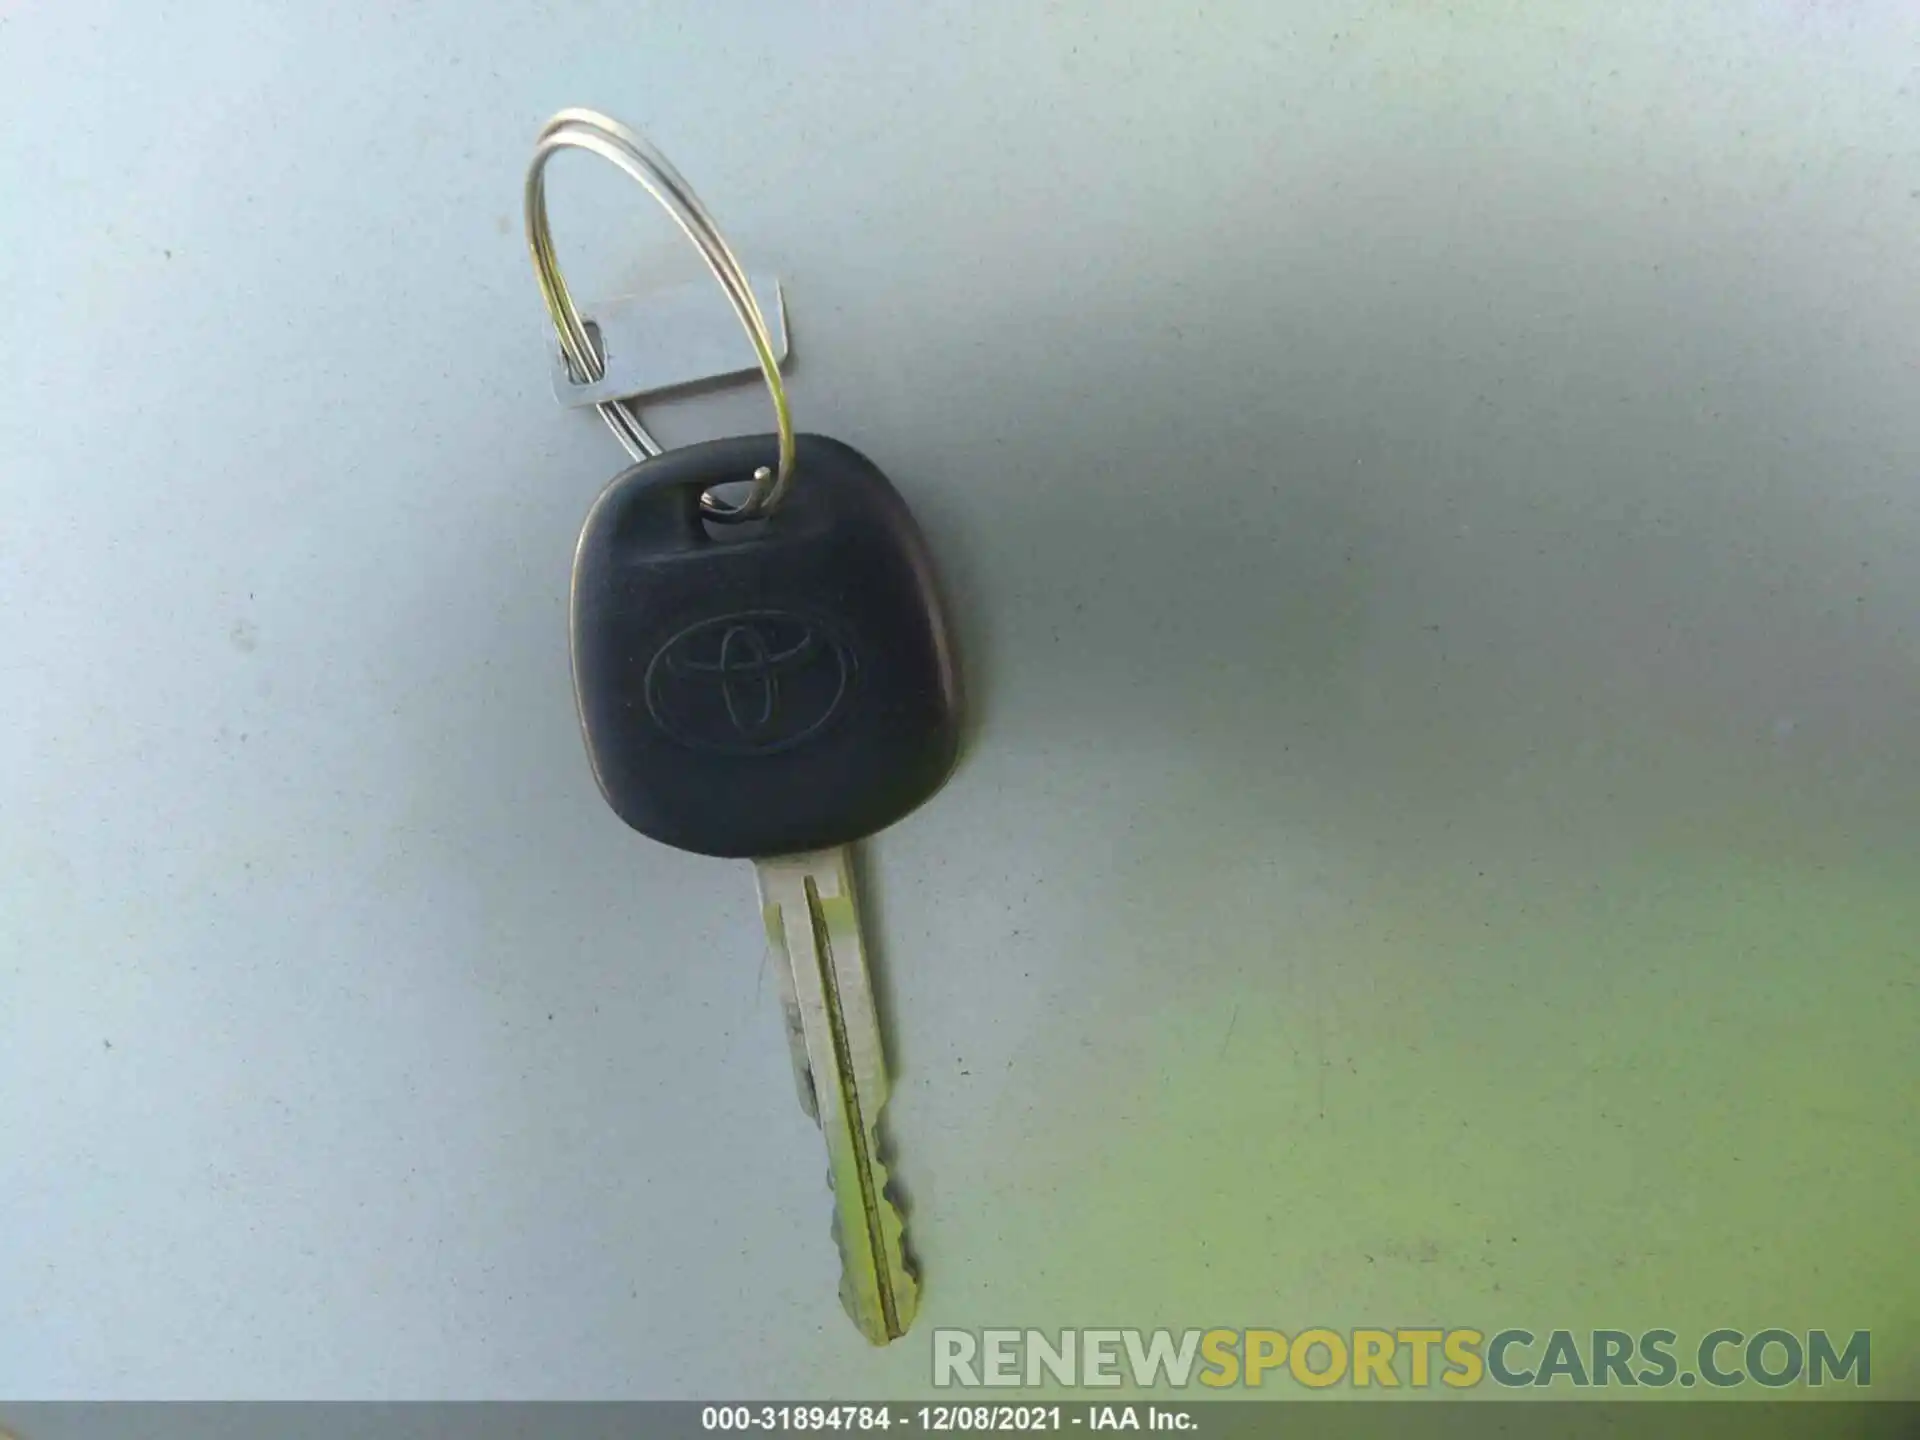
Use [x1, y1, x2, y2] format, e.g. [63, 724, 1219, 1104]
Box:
[570, 431, 961, 1345]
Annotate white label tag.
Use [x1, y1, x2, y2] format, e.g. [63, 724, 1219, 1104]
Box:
[547, 274, 789, 408]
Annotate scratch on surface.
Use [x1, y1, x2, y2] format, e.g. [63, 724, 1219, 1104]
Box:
[1218, 1001, 1240, 1057]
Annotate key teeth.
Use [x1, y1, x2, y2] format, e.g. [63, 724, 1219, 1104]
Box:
[826, 1121, 919, 1345]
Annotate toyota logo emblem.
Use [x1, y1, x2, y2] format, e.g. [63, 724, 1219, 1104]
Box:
[644, 610, 857, 755]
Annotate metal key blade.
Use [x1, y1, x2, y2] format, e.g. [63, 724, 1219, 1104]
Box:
[755, 846, 918, 1345]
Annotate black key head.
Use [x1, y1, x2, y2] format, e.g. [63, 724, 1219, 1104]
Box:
[570, 433, 961, 858]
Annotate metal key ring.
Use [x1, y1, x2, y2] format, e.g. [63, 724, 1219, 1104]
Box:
[525, 108, 795, 521]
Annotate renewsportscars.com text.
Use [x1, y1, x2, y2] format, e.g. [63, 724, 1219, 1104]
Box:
[932, 1327, 1871, 1390]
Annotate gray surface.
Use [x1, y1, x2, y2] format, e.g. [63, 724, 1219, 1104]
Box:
[2, 0, 1917, 1401]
